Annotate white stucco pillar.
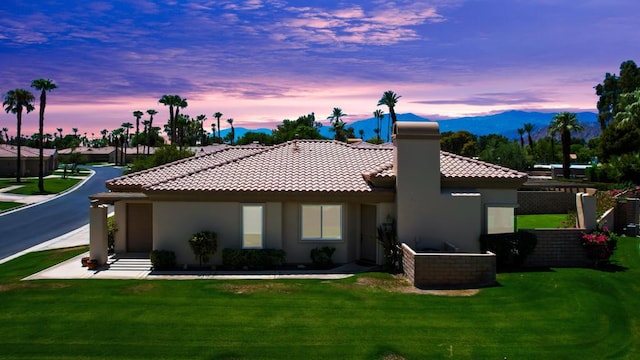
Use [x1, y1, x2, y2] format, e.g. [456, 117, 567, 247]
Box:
[90, 201, 109, 265]
[576, 193, 597, 231]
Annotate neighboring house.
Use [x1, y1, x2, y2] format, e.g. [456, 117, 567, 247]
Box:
[59, 146, 116, 163]
[0, 144, 58, 178]
[89, 122, 528, 266]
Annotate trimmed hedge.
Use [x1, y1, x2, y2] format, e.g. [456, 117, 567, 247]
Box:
[222, 248, 286, 270]
[479, 231, 537, 268]
[150, 250, 176, 270]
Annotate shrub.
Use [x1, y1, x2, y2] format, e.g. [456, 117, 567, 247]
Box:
[479, 231, 538, 268]
[222, 248, 286, 270]
[377, 219, 402, 272]
[188, 231, 218, 267]
[107, 217, 118, 253]
[581, 226, 618, 266]
[310, 246, 336, 269]
[150, 250, 176, 270]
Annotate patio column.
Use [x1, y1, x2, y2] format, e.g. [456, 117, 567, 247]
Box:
[90, 200, 109, 265]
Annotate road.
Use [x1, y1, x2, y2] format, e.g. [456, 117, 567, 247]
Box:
[0, 166, 123, 260]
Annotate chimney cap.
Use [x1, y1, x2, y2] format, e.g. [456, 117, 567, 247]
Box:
[393, 121, 440, 140]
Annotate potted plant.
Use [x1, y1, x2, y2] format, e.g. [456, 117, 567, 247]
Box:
[581, 226, 618, 267]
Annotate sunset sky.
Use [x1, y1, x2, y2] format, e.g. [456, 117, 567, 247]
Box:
[1, 0, 639, 138]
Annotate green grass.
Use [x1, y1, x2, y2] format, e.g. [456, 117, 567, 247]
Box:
[1, 239, 639, 359]
[52, 169, 91, 177]
[0, 177, 81, 195]
[517, 214, 569, 229]
[0, 201, 22, 211]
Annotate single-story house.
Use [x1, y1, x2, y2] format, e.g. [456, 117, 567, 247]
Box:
[59, 146, 116, 163]
[0, 144, 57, 178]
[89, 122, 528, 267]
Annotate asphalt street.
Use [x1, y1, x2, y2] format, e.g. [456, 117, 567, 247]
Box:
[0, 166, 123, 260]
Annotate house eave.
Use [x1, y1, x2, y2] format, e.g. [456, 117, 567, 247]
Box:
[143, 189, 396, 203]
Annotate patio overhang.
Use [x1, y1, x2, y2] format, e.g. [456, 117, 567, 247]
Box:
[89, 192, 149, 205]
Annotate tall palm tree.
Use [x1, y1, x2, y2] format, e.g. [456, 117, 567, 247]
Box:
[377, 90, 401, 141]
[30, 78, 57, 193]
[373, 109, 384, 142]
[196, 114, 207, 145]
[72, 127, 78, 137]
[523, 122, 535, 149]
[548, 128, 557, 164]
[133, 110, 144, 157]
[549, 112, 584, 179]
[146, 109, 157, 154]
[3, 88, 35, 182]
[121, 122, 133, 165]
[2, 127, 8, 143]
[159, 95, 176, 144]
[227, 118, 234, 145]
[211, 123, 216, 142]
[517, 128, 525, 147]
[175, 96, 188, 143]
[56, 127, 63, 139]
[214, 111, 223, 143]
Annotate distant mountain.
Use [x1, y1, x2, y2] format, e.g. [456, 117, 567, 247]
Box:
[219, 110, 600, 142]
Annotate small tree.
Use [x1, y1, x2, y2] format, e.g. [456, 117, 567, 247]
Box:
[188, 231, 218, 267]
[377, 217, 402, 272]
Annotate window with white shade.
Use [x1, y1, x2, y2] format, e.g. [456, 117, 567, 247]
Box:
[487, 206, 515, 234]
[243, 205, 264, 248]
[301, 205, 342, 240]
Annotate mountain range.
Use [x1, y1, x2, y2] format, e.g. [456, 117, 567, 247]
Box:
[219, 110, 600, 141]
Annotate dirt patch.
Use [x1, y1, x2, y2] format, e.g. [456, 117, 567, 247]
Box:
[220, 282, 300, 295]
[123, 283, 156, 294]
[355, 275, 480, 296]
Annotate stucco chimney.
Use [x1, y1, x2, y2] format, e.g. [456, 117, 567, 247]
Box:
[393, 122, 443, 247]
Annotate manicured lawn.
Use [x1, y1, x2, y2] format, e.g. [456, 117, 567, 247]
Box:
[52, 169, 91, 177]
[517, 214, 569, 229]
[0, 201, 22, 211]
[0, 239, 639, 359]
[0, 177, 81, 195]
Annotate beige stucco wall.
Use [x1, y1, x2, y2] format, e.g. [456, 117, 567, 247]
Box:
[113, 201, 127, 253]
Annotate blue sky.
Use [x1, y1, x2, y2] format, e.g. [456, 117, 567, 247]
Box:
[1, 0, 639, 137]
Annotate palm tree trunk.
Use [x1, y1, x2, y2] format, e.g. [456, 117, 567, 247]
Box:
[562, 130, 571, 179]
[38, 91, 46, 192]
[16, 111, 22, 183]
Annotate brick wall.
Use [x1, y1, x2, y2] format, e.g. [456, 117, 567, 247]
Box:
[517, 191, 575, 215]
[402, 244, 496, 288]
[522, 229, 589, 267]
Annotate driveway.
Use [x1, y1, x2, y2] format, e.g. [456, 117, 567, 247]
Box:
[0, 166, 123, 260]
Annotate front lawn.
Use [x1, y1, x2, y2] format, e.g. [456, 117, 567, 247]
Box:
[517, 214, 569, 229]
[0, 177, 81, 195]
[0, 239, 638, 359]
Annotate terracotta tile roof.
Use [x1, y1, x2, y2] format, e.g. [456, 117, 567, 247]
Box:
[109, 140, 527, 194]
[0, 144, 44, 158]
[146, 140, 391, 193]
[107, 146, 265, 191]
[58, 146, 115, 155]
[440, 151, 527, 179]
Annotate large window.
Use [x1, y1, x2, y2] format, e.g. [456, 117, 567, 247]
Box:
[243, 205, 264, 248]
[301, 205, 342, 240]
[487, 206, 515, 234]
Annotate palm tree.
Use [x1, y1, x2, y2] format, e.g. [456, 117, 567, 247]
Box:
[57, 127, 63, 139]
[3, 88, 35, 182]
[517, 128, 525, 147]
[548, 128, 557, 164]
[327, 107, 347, 141]
[121, 122, 133, 165]
[175, 97, 188, 142]
[523, 123, 535, 149]
[72, 127, 78, 137]
[2, 127, 8, 143]
[31, 78, 57, 192]
[196, 114, 207, 145]
[358, 129, 364, 140]
[133, 110, 144, 157]
[549, 112, 584, 179]
[227, 118, 234, 145]
[214, 112, 223, 143]
[373, 109, 384, 142]
[211, 123, 216, 142]
[377, 90, 401, 141]
[146, 109, 157, 154]
[159, 95, 186, 144]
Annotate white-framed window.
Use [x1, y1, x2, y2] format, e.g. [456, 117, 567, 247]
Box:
[301, 205, 342, 240]
[243, 204, 264, 248]
[486, 206, 515, 234]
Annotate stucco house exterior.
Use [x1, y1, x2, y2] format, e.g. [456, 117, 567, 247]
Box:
[0, 144, 58, 178]
[89, 122, 528, 267]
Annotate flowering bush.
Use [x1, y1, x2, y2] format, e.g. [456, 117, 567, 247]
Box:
[581, 226, 618, 263]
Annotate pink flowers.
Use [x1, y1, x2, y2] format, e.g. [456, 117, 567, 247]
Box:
[581, 227, 618, 264]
